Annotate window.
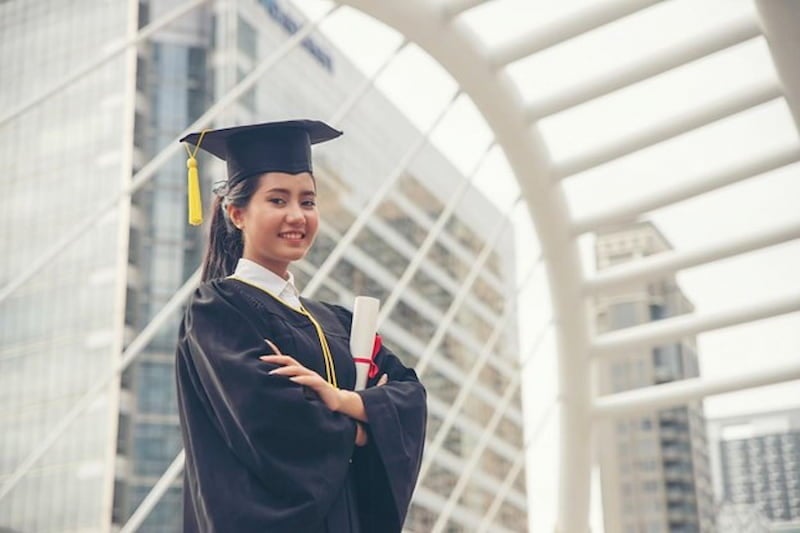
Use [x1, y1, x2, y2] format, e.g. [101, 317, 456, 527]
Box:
[132, 422, 182, 476]
[136, 360, 178, 415]
[608, 302, 639, 329]
[237, 16, 257, 58]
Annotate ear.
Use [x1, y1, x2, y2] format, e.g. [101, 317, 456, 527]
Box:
[227, 203, 244, 230]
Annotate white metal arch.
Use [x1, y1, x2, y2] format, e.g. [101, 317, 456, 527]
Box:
[333, 1, 593, 531]
[331, 1, 800, 532]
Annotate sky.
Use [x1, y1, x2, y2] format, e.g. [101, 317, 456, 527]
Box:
[291, 0, 800, 530]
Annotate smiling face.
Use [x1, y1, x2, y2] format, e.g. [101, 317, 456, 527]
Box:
[227, 172, 319, 279]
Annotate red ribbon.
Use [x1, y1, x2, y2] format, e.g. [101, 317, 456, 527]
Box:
[372, 334, 382, 358]
[353, 334, 382, 379]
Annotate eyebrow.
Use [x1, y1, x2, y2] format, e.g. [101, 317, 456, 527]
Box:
[265, 187, 316, 196]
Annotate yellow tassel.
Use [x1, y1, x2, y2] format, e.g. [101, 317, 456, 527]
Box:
[187, 156, 203, 226]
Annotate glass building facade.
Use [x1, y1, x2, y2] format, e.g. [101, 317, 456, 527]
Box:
[594, 222, 716, 533]
[113, 1, 211, 529]
[0, 0, 135, 531]
[0, 1, 526, 532]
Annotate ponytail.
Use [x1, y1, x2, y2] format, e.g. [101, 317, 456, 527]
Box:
[200, 176, 260, 282]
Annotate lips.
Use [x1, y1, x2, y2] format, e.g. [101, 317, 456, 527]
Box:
[279, 232, 305, 240]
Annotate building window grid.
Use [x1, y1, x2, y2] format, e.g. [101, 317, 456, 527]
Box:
[396, 172, 444, 219]
[307, 238, 521, 392]
[405, 503, 438, 532]
[410, 268, 453, 314]
[426, 395, 523, 474]
[0, 13, 126, 514]
[363, 208, 507, 327]
[383, 191, 507, 294]
[457, 480, 493, 517]
[429, 448, 527, 516]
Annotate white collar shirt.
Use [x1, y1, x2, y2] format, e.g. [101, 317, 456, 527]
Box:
[231, 258, 303, 311]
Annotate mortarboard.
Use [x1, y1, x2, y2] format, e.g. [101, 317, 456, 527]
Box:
[180, 119, 343, 226]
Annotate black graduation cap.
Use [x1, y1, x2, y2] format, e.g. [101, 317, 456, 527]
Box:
[180, 119, 343, 226]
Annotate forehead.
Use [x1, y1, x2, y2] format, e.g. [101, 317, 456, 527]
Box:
[256, 171, 316, 192]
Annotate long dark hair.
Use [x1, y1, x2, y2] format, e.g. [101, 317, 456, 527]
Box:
[200, 177, 261, 282]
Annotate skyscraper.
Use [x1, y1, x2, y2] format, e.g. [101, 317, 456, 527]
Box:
[708, 408, 800, 531]
[0, 1, 137, 531]
[593, 221, 715, 533]
[0, 1, 526, 532]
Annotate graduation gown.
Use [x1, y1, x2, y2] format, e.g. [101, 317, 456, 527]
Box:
[175, 277, 427, 533]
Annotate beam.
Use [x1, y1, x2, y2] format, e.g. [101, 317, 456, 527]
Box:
[526, 16, 760, 120]
[302, 89, 462, 298]
[593, 359, 800, 417]
[442, 0, 495, 19]
[590, 291, 800, 358]
[0, 0, 209, 127]
[414, 200, 515, 376]
[336, 2, 594, 531]
[584, 219, 800, 294]
[571, 143, 800, 235]
[476, 454, 526, 533]
[326, 38, 408, 125]
[119, 451, 185, 533]
[488, 0, 661, 68]
[377, 141, 493, 327]
[431, 374, 520, 533]
[476, 403, 556, 533]
[755, 0, 800, 134]
[0, 270, 200, 503]
[417, 313, 547, 485]
[553, 80, 782, 180]
[413, 486, 515, 533]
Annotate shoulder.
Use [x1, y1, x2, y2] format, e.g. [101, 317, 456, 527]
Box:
[305, 299, 352, 322]
[181, 279, 268, 344]
[185, 278, 253, 325]
[188, 278, 235, 307]
[301, 299, 353, 335]
[324, 302, 353, 322]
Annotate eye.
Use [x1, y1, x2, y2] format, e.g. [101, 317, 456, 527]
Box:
[268, 197, 286, 206]
[301, 199, 317, 208]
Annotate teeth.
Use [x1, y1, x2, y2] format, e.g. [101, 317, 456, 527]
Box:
[281, 232, 303, 239]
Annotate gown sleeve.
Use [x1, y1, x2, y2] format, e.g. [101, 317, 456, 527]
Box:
[326, 303, 428, 533]
[176, 282, 356, 531]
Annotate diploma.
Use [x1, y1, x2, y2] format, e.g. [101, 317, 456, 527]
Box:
[350, 296, 380, 391]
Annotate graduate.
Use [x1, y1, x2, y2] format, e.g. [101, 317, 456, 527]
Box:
[175, 120, 427, 532]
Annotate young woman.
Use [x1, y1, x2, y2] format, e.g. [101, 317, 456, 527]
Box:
[175, 120, 427, 533]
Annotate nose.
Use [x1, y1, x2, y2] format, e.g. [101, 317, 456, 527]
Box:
[285, 202, 304, 224]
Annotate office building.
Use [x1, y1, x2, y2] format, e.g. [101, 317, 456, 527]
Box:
[593, 221, 715, 533]
[0, 0, 526, 531]
[708, 408, 800, 531]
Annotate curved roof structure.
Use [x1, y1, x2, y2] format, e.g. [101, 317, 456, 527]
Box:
[329, 1, 800, 531]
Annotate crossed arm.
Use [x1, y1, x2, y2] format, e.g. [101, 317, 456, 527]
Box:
[260, 339, 387, 445]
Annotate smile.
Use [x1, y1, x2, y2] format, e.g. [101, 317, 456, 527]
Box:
[279, 232, 305, 240]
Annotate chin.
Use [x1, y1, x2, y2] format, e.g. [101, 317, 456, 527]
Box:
[284, 249, 308, 262]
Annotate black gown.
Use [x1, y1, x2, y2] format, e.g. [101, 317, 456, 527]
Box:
[175, 277, 427, 533]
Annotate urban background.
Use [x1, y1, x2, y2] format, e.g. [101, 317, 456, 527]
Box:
[0, 0, 798, 532]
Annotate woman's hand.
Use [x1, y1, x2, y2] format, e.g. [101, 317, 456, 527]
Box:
[353, 376, 387, 447]
[355, 422, 368, 447]
[260, 340, 390, 423]
[260, 339, 343, 412]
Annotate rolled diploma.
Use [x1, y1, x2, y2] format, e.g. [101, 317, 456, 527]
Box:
[350, 296, 380, 391]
